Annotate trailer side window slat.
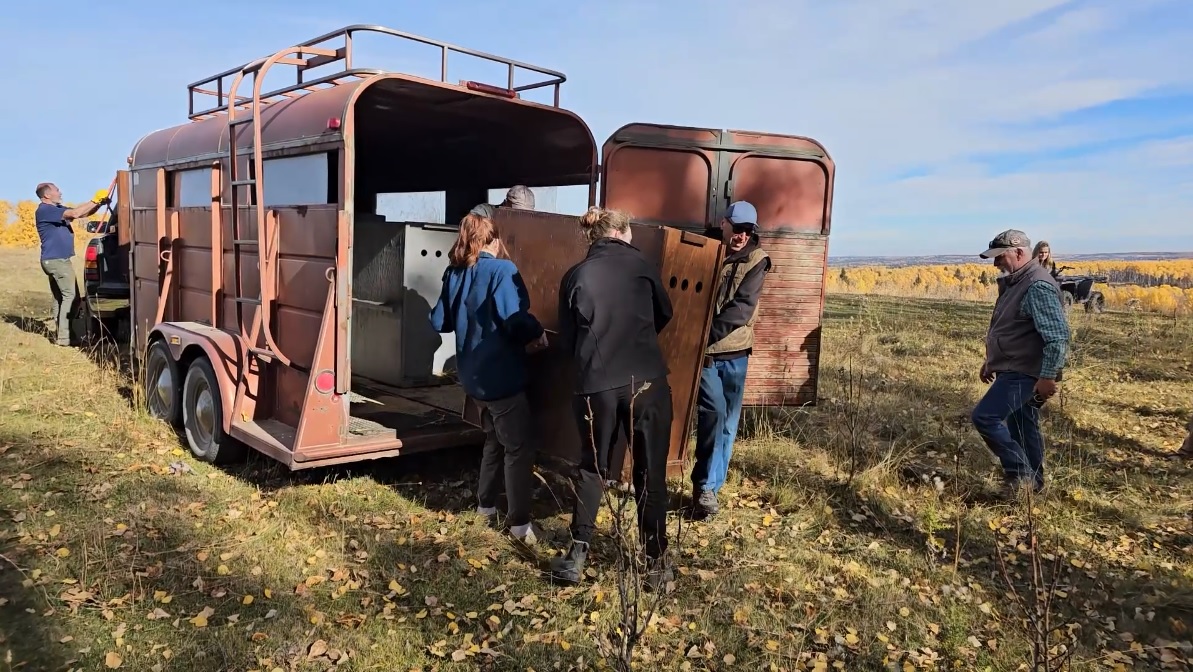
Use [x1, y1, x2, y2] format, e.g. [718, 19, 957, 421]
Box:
[261, 153, 333, 207]
[176, 168, 213, 208]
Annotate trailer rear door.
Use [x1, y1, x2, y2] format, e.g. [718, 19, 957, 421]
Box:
[600, 123, 836, 407]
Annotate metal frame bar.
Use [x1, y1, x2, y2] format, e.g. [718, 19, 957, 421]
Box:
[187, 24, 568, 120]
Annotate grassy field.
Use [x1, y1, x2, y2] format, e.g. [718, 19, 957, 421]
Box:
[1, 246, 1192, 671]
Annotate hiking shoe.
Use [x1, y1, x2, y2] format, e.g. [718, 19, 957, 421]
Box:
[548, 541, 589, 585]
[644, 556, 675, 594]
[695, 489, 720, 517]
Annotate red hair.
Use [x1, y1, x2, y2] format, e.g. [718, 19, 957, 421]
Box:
[448, 213, 507, 267]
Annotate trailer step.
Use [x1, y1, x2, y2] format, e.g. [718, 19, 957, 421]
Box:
[231, 418, 296, 452]
[348, 415, 395, 438]
[347, 391, 381, 405]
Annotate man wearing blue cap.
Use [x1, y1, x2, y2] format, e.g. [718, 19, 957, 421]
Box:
[691, 201, 771, 517]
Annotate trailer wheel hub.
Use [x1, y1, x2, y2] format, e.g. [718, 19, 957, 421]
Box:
[195, 388, 215, 441]
[156, 368, 174, 407]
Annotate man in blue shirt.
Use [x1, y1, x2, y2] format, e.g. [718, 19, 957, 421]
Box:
[34, 182, 107, 346]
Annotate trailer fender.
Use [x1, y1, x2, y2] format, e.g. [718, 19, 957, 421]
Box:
[148, 322, 245, 434]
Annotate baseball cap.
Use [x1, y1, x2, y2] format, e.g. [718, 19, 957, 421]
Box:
[469, 203, 496, 218]
[979, 229, 1031, 259]
[500, 185, 535, 210]
[724, 201, 758, 229]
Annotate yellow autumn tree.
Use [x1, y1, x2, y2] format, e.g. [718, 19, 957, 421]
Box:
[0, 198, 101, 249]
[828, 260, 1193, 316]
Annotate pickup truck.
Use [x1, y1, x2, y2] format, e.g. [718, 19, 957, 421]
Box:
[81, 210, 131, 344]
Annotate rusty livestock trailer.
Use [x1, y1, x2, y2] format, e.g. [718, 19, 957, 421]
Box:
[123, 25, 835, 473]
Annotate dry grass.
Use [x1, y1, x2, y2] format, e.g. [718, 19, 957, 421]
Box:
[1, 247, 1192, 671]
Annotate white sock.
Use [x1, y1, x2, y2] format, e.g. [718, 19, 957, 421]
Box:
[477, 506, 497, 516]
[510, 523, 532, 538]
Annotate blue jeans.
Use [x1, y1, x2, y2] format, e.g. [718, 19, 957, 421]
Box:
[691, 356, 749, 494]
[970, 372, 1045, 487]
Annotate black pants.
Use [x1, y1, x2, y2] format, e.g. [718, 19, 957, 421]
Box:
[475, 392, 536, 527]
[569, 377, 673, 558]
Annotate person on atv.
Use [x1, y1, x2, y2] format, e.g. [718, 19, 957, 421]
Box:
[1033, 241, 1059, 279]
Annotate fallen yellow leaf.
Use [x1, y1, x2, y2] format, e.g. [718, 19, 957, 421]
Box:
[242, 595, 254, 605]
[190, 606, 215, 628]
[105, 652, 123, 668]
[55, 548, 70, 558]
[217, 565, 230, 575]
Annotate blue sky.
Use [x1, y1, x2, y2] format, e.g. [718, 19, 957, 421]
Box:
[3, 0, 1191, 256]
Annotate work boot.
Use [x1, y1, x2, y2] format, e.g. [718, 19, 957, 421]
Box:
[548, 541, 589, 585]
[477, 505, 499, 529]
[695, 489, 720, 517]
[509, 521, 544, 548]
[644, 555, 675, 594]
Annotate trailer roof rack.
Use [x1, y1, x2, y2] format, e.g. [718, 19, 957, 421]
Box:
[186, 24, 568, 120]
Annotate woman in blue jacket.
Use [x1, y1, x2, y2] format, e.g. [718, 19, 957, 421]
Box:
[429, 211, 548, 544]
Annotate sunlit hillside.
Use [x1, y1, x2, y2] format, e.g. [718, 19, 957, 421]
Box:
[827, 260, 1193, 315]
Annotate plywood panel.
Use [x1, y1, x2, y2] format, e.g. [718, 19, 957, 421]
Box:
[490, 209, 723, 478]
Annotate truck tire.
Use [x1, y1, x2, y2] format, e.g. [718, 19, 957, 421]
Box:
[144, 340, 182, 427]
[182, 356, 246, 465]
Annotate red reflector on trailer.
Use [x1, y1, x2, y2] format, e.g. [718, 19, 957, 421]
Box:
[461, 80, 518, 99]
[314, 370, 335, 394]
[327, 117, 341, 130]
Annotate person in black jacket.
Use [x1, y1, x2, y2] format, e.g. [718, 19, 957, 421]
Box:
[549, 206, 676, 592]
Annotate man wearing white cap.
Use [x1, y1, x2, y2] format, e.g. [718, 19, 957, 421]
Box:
[972, 229, 1070, 496]
[691, 201, 771, 517]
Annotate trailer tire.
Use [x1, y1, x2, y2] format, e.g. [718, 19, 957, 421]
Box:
[144, 340, 182, 427]
[1061, 290, 1075, 308]
[1085, 291, 1106, 314]
[182, 356, 246, 465]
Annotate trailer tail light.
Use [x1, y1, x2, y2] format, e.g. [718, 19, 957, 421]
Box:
[461, 80, 518, 99]
[84, 244, 100, 282]
[314, 370, 335, 395]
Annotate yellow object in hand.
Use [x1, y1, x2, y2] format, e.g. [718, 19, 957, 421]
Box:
[92, 188, 110, 203]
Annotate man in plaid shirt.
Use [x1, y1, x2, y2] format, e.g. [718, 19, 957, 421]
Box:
[972, 229, 1071, 496]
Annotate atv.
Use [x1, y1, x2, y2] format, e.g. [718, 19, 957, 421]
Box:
[1054, 265, 1108, 313]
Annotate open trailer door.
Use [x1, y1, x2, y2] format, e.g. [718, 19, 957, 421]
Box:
[600, 122, 836, 409]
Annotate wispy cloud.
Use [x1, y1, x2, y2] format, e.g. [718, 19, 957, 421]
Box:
[2, 0, 1189, 255]
[546, 0, 1193, 254]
